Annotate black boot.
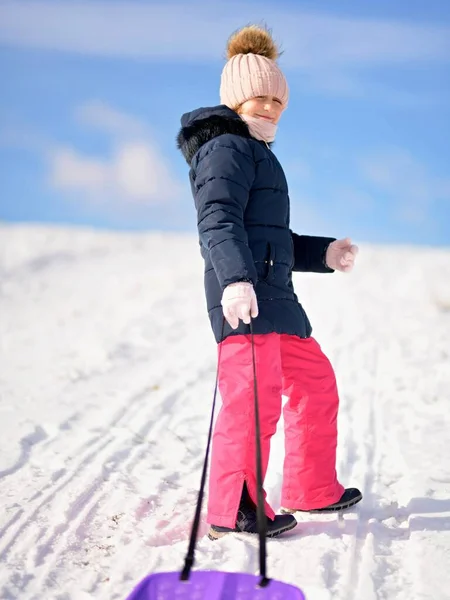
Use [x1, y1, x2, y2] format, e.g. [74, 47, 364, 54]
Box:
[281, 488, 363, 514]
[209, 484, 297, 540]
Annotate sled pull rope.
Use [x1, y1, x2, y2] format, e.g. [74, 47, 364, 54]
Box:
[180, 319, 225, 581]
[250, 320, 269, 587]
[180, 319, 269, 587]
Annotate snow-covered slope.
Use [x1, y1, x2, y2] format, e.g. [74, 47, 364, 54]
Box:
[0, 224, 449, 600]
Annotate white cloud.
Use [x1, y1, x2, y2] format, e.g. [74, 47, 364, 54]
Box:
[360, 149, 450, 224]
[0, 1, 449, 70]
[49, 141, 180, 204]
[56, 143, 177, 205]
[302, 71, 444, 106]
[46, 101, 181, 204]
[50, 148, 109, 191]
[75, 101, 148, 138]
[115, 142, 177, 201]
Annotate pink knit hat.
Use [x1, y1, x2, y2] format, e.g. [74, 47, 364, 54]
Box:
[220, 26, 289, 109]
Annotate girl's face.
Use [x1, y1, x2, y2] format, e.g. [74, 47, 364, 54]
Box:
[238, 95, 285, 124]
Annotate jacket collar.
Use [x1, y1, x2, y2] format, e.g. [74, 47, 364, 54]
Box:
[176, 105, 252, 165]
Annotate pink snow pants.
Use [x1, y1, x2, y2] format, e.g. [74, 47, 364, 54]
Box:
[207, 333, 344, 528]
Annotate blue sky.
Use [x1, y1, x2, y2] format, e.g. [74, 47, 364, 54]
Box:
[0, 0, 449, 246]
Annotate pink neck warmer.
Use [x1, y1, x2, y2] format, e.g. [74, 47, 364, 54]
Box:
[240, 114, 277, 143]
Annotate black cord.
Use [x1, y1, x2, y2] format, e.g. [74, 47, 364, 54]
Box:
[250, 320, 269, 587]
[180, 319, 225, 581]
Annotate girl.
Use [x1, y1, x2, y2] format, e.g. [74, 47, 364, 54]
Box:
[177, 25, 362, 540]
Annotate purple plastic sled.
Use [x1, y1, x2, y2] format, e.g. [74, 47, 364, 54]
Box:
[126, 570, 305, 600]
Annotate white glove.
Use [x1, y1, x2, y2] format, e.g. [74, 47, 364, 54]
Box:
[325, 237, 359, 272]
[221, 282, 259, 329]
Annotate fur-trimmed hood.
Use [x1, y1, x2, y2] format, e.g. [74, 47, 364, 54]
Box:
[176, 105, 252, 165]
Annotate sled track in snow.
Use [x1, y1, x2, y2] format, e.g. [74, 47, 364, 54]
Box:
[1, 355, 217, 598]
[0, 352, 218, 592]
[344, 344, 380, 600]
[328, 292, 440, 600]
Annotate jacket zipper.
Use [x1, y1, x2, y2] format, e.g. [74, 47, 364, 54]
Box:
[262, 142, 294, 273]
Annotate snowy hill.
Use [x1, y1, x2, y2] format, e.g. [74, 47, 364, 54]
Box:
[0, 224, 449, 600]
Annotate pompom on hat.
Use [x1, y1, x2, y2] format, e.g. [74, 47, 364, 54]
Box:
[220, 25, 289, 109]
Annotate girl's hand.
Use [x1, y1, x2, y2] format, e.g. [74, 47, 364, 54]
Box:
[221, 282, 258, 329]
[326, 238, 359, 272]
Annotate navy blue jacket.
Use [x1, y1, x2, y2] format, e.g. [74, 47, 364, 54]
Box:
[177, 105, 335, 343]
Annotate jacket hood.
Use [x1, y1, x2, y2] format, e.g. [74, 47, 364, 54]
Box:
[176, 104, 252, 165]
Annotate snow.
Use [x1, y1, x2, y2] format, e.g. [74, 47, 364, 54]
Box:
[0, 223, 449, 600]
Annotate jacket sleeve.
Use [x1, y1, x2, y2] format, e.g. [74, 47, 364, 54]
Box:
[291, 231, 336, 273]
[192, 142, 258, 289]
